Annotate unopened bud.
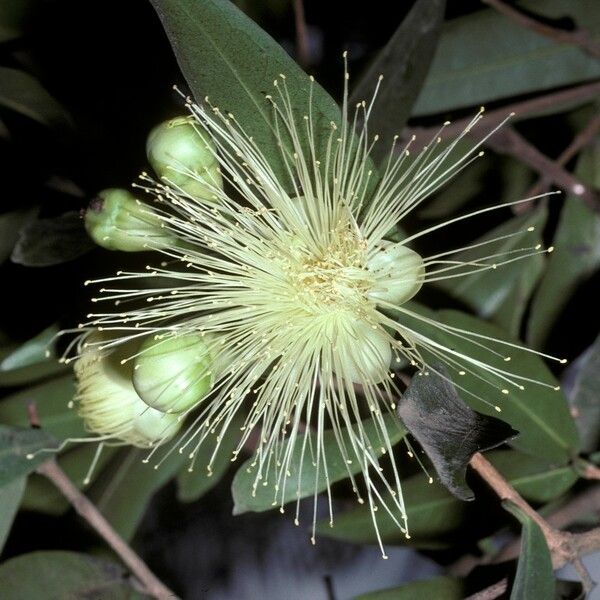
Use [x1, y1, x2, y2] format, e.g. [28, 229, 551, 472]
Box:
[133, 332, 214, 413]
[74, 335, 181, 447]
[368, 243, 425, 306]
[146, 117, 222, 200]
[84, 188, 174, 251]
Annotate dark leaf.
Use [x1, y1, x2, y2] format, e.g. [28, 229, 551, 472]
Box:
[0, 477, 25, 553]
[0, 551, 148, 599]
[0, 66, 72, 128]
[412, 0, 600, 116]
[505, 502, 555, 600]
[396, 306, 580, 463]
[0, 209, 36, 263]
[149, 0, 341, 190]
[350, 0, 445, 157]
[562, 333, 600, 452]
[0, 325, 59, 371]
[232, 413, 406, 514]
[0, 425, 57, 487]
[11, 211, 94, 267]
[354, 576, 464, 600]
[528, 142, 600, 348]
[398, 367, 518, 500]
[317, 450, 577, 546]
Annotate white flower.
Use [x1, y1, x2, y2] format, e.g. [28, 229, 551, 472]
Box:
[68, 57, 564, 557]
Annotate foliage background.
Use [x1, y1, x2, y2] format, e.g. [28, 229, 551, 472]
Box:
[0, 0, 599, 598]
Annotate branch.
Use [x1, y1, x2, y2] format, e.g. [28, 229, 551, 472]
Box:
[292, 0, 310, 69]
[515, 110, 600, 213]
[469, 452, 600, 598]
[482, 0, 600, 61]
[26, 402, 178, 600]
[482, 126, 600, 212]
[36, 460, 178, 600]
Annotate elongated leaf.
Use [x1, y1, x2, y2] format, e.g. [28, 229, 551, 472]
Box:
[351, 0, 445, 153]
[399, 367, 518, 500]
[0, 375, 82, 440]
[434, 206, 547, 328]
[176, 411, 244, 503]
[528, 143, 600, 348]
[21, 444, 117, 515]
[232, 413, 407, 514]
[0, 325, 59, 372]
[0, 425, 56, 487]
[149, 0, 340, 189]
[505, 503, 555, 600]
[317, 450, 577, 546]
[397, 306, 580, 462]
[0, 551, 147, 600]
[89, 446, 187, 541]
[11, 211, 94, 267]
[0, 209, 35, 264]
[0, 477, 25, 553]
[564, 333, 600, 452]
[355, 576, 464, 600]
[0, 67, 71, 128]
[0, 0, 31, 42]
[412, 0, 600, 116]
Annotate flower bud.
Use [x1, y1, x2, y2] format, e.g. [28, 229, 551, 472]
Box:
[84, 188, 174, 252]
[133, 332, 214, 413]
[74, 336, 181, 447]
[368, 243, 425, 306]
[336, 321, 392, 384]
[146, 117, 222, 200]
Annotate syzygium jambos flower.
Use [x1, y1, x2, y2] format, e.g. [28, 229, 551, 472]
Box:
[68, 58, 565, 556]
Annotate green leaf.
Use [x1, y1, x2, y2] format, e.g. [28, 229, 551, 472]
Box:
[0, 551, 148, 600]
[350, 0, 445, 158]
[11, 211, 94, 267]
[505, 503, 555, 600]
[354, 576, 464, 600]
[0, 209, 35, 264]
[89, 446, 187, 541]
[0, 325, 59, 372]
[149, 0, 341, 189]
[0, 425, 56, 487]
[412, 0, 600, 116]
[176, 411, 243, 503]
[232, 413, 407, 514]
[397, 307, 580, 462]
[528, 142, 600, 348]
[0, 0, 36, 43]
[0, 477, 25, 554]
[0, 375, 83, 440]
[21, 444, 117, 515]
[317, 449, 577, 546]
[399, 367, 517, 500]
[565, 333, 600, 452]
[434, 206, 547, 325]
[0, 67, 71, 128]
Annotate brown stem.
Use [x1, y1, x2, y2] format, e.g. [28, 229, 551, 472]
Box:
[292, 0, 310, 69]
[481, 126, 600, 212]
[407, 80, 600, 147]
[464, 579, 508, 600]
[515, 110, 600, 213]
[469, 452, 598, 597]
[580, 461, 600, 480]
[36, 459, 178, 600]
[482, 0, 600, 61]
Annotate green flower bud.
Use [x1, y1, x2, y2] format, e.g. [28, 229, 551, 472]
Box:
[133, 332, 214, 413]
[368, 243, 425, 306]
[74, 335, 181, 447]
[85, 188, 174, 252]
[146, 117, 222, 200]
[336, 321, 392, 384]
